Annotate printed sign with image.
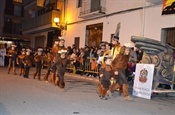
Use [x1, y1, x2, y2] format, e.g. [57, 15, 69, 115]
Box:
[132, 64, 155, 99]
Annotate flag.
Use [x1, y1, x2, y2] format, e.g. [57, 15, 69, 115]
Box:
[162, 0, 175, 15]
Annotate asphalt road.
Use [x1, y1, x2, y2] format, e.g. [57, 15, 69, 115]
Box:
[0, 66, 175, 115]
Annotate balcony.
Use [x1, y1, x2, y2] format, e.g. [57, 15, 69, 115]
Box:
[24, 0, 45, 11]
[79, 0, 106, 18]
[22, 10, 60, 34]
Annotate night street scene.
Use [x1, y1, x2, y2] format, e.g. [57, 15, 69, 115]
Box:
[0, 0, 175, 115]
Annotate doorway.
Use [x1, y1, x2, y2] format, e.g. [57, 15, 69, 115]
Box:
[86, 23, 103, 47]
[74, 37, 80, 49]
[35, 36, 45, 48]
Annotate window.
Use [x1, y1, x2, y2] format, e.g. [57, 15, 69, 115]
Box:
[14, 5, 22, 16]
[163, 27, 175, 46]
[77, 0, 82, 8]
[12, 23, 21, 34]
[90, 0, 100, 12]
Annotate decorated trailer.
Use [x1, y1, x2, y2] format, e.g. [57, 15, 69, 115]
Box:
[131, 36, 175, 97]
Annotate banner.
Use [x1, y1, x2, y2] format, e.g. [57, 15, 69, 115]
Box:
[0, 49, 6, 66]
[162, 0, 175, 15]
[132, 64, 155, 99]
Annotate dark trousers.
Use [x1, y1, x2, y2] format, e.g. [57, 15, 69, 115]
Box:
[56, 72, 65, 88]
[8, 58, 16, 68]
[117, 69, 128, 85]
[35, 63, 42, 76]
[45, 63, 51, 77]
[24, 66, 30, 78]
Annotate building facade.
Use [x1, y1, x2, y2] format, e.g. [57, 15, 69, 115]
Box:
[6, 0, 174, 49]
[22, 0, 66, 48]
[64, 0, 175, 48]
[0, 0, 29, 48]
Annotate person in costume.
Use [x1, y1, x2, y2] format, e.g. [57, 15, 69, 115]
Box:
[50, 37, 66, 84]
[22, 49, 33, 78]
[49, 40, 59, 84]
[17, 48, 26, 76]
[51, 49, 68, 91]
[97, 56, 115, 100]
[7, 44, 18, 75]
[33, 48, 43, 80]
[111, 36, 121, 60]
[96, 42, 106, 77]
[110, 43, 133, 100]
[101, 42, 112, 64]
[43, 48, 54, 82]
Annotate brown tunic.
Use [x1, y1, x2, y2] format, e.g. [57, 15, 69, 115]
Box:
[112, 54, 129, 71]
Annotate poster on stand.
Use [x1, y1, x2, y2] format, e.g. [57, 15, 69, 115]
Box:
[0, 49, 6, 66]
[132, 64, 155, 99]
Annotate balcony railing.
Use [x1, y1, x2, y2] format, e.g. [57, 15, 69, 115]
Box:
[79, 0, 106, 18]
[22, 10, 60, 31]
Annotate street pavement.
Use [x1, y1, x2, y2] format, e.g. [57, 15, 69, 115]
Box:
[0, 66, 175, 115]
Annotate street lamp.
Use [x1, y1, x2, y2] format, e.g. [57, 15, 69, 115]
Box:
[54, 17, 67, 30]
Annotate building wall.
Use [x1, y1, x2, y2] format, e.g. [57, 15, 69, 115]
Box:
[64, 0, 175, 48]
[65, 0, 145, 47]
[144, 4, 175, 41]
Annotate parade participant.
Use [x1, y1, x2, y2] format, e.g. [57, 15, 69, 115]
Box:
[102, 42, 112, 64]
[22, 49, 33, 78]
[43, 49, 54, 82]
[97, 42, 106, 76]
[51, 49, 68, 91]
[50, 40, 59, 84]
[97, 56, 115, 100]
[33, 48, 43, 80]
[111, 36, 121, 60]
[17, 48, 26, 76]
[104, 42, 112, 56]
[54, 37, 66, 85]
[7, 44, 18, 75]
[58, 36, 66, 49]
[110, 43, 133, 100]
[50, 37, 65, 83]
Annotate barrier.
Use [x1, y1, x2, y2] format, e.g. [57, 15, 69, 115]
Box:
[66, 57, 99, 75]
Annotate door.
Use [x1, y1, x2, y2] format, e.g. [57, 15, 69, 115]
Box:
[74, 37, 80, 49]
[35, 36, 45, 48]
